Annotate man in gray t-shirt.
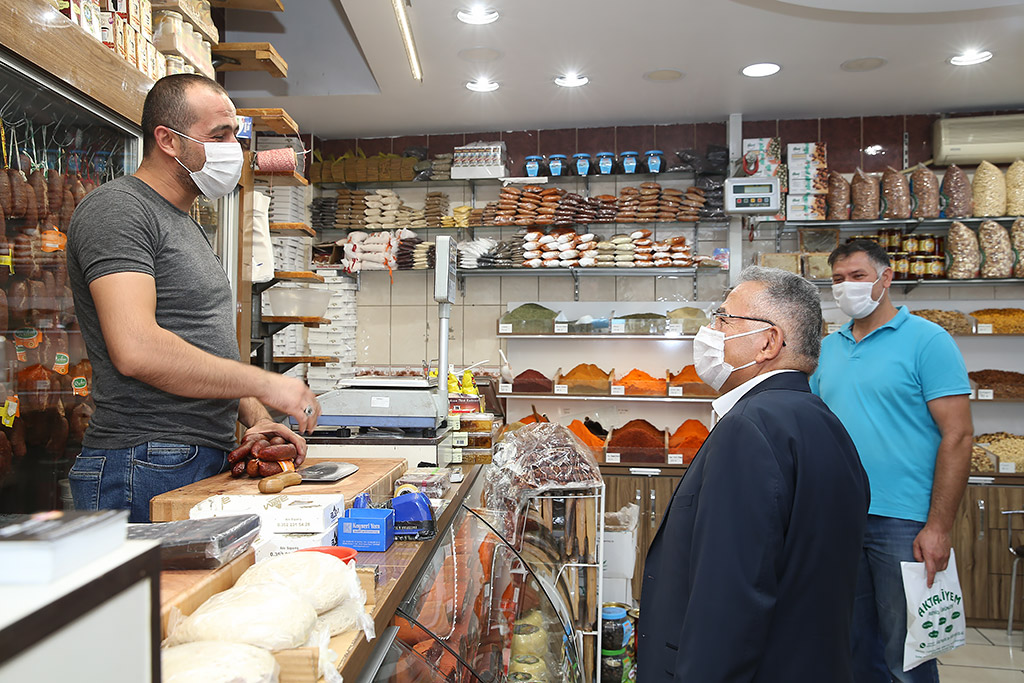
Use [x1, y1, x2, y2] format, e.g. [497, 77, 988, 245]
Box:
[66, 74, 321, 522]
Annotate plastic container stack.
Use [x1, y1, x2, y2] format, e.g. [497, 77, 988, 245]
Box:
[304, 273, 359, 393]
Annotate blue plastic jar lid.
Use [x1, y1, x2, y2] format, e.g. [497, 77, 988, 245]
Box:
[596, 152, 615, 158]
[524, 155, 542, 160]
[621, 151, 639, 156]
[549, 154, 568, 159]
[573, 153, 592, 158]
[602, 606, 628, 620]
[645, 150, 664, 155]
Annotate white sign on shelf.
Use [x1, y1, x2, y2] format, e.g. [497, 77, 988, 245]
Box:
[554, 323, 568, 334]
[611, 319, 626, 334]
[448, 413, 461, 431]
[499, 383, 513, 394]
[554, 385, 568, 395]
[452, 433, 469, 447]
[668, 386, 683, 397]
[978, 389, 994, 401]
[606, 453, 621, 464]
[668, 454, 683, 465]
[451, 448, 463, 464]
[977, 323, 994, 335]
[611, 385, 625, 396]
[1000, 461, 1016, 474]
[498, 323, 512, 334]
[666, 323, 683, 336]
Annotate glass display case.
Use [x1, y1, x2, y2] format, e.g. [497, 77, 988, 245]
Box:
[0, 52, 140, 513]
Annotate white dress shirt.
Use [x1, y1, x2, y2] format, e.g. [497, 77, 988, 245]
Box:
[711, 369, 800, 419]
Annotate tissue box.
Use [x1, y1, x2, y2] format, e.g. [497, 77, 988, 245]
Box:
[189, 493, 345, 534]
[336, 508, 395, 552]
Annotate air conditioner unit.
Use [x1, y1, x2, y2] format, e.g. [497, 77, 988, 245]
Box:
[933, 114, 1024, 165]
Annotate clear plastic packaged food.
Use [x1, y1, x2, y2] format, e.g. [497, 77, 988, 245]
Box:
[395, 468, 453, 498]
[1012, 218, 1024, 278]
[1007, 160, 1024, 216]
[979, 220, 1014, 278]
[458, 412, 496, 433]
[827, 171, 850, 220]
[882, 166, 911, 219]
[126, 514, 260, 569]
[946, 221, 980, 279]
[851, 168, 879, 220]
[973, 161, 1007, 218]
[941, 165, 972, 218]
[911, 164, 940, 218]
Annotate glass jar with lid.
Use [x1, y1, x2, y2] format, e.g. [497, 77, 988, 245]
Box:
[595, 152, 617, 175]
[548, 154, 569, 177]
[892, 252, 910, 280]
[523, 155, 547, 178]
[572, 153, 594, 176]
[620, 151, 641, 174]
[643, 150, 666, 174]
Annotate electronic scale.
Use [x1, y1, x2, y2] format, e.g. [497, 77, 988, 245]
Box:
[724, 176, 782, 215]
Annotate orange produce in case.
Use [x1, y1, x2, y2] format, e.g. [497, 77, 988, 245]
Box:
[568, 419, 604, 454]
[615, 368, 668, 396]
[669, 420, 710, 464]
[670, 364, 718, 397]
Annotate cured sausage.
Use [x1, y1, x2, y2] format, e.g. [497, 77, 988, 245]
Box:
[0, 170, 10, 218]
[256, 459, 294, 477]
[28, 170, 46, 218]
[59, 189, 74, 231]
[8, 278, 28, 329]
[0, 289, 8, 334]
[8, 170, 26, 218]
[71, 177, 86, 206]
[230, 460, 247, 478]
[255, 443, 297, 462]
[47, 170, 63, 216]
[68, 402, 93, 444]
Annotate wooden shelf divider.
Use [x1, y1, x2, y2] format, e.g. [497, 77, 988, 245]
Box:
[213, 42, 287, 77]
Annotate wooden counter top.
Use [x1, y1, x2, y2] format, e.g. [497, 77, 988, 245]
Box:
[149, 458, 407, 522]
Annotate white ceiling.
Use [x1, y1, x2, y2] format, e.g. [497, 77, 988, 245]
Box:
[225, 0, 1024, 139]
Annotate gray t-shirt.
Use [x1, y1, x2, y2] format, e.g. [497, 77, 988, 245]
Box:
[67, 175, 239, 451]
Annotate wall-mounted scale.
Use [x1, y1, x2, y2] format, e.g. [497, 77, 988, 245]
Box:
[724, 176, 781, 215]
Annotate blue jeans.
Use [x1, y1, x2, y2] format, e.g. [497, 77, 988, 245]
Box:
[68, 442, 228, 523]
[853, 515, 940, 683]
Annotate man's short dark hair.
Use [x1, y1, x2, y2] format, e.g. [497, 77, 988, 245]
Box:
[828, 239, 891, 274]
[141, 74, 229, 158]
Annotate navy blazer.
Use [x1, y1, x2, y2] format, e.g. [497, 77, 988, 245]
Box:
[638, 371, 869, 682]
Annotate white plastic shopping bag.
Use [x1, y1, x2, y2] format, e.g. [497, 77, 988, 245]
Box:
[251, 191, 275, 283]
[901, 547, 966, 671]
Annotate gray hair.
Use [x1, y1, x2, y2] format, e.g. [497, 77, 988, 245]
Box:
[736, 265, 822, 373]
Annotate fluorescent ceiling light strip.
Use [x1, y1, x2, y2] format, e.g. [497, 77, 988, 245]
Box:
[392, 0, 423, 81]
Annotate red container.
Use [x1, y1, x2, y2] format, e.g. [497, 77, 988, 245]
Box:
[299, 546, 358, 565]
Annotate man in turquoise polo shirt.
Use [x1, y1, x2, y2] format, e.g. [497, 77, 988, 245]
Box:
[810, 240, 973, 683]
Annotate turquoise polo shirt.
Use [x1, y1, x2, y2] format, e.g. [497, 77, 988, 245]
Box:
[810, 306, 970, 523]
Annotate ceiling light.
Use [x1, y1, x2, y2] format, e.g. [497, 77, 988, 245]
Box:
[457, 6, 499, 25]
[841, 57, 887, 72]
[555, 74, 589, 88]
[949, 50, 993, 66]
[466, 78, 499, 92]
[643, 69, 684, 82]
[742, 62, 781, 78]
[391, 0, 423, 81]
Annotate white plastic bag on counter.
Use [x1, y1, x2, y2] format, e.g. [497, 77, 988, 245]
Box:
[902, 548, 966, 671]
[162, 641, 280, 683]
[235, 550, 355, 614]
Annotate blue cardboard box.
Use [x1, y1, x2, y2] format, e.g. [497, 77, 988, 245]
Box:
[336, 508, 394, 552]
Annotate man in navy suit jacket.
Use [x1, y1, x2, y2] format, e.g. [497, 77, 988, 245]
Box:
[639, 266, 870, 682]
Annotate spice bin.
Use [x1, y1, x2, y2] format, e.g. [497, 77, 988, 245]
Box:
[555, 366, 613, 396]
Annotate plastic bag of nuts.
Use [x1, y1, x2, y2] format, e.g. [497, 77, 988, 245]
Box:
[851, 168, 879, 220]
[911, 164, 940, 218]
[1012, 218, 1024, 278]
[827, 171, 850, 220]
[941, 165, 972, 218]
[881, 167, 911, 219]
[1008, 159, 1024, 216]
[973, 160, 1007, 217]
[979, 220, 1014, 278]
[946, 221, 980, 279]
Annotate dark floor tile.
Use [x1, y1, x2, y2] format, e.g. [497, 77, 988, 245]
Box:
[355, 137, 393, 157]
[501, 130, 539, 172]
[694, 121, 727, 155]
[616, 125, 656, 155]
[540, 128, 579, 157]
[426, 133, 467, 158]
[862, 115, 903, 172]
[819, 117, 862, 173]
[655, 123, 696, 154]
[904, 115, 938, 168]
[742, 120, 778, 140]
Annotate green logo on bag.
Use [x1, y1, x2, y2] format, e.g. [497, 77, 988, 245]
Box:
[952, 611, 961, 619]
[923, 621, 933, 629]
[939, 617, 946, 625]
[929, 630, 940, 638]
[945, 624, 954, 633]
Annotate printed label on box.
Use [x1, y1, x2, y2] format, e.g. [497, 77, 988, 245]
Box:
[611, 385, 625, 396]
[554, 323, 568, 334]
[977, 324, 993, 335]
[668, 454, 683, 465]
[498, 323, 512, 334]
[499, 383, 512, 394]
[453, 432, 469, 447]
[978, 389, 994, 400]
[554, 384, 568, 395]
[669, 386, 683, 397]
[606, 453, 621, 464]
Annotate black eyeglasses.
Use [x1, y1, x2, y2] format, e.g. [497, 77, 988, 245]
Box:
[710, 309, 786, 346]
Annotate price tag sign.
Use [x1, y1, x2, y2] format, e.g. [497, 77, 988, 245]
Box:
[453, 432, 469, 447]
[499, 383, 512, 394]
[669, 386, 683, 397]
[448, 413, 461, 431]
[606, 452, 621, 464]
[498, 323, 512, 334]
[827, 323, 843, 334]
[668, 454, 683, 465]
[451, 448, 463, 464]
[611, 385, 625, 396]
[554, 323, 568, 334]
[611, 319, 626, 334]
[666, 323, 683, 337]
[554, 384, 568, 395]
[978, 389, 994, 401]
[977, 323, 994, 335]
[1000, 461, 1016, 474]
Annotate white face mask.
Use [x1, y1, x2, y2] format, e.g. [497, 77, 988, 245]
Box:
[168, 128, 243, 200]
[832, 275, 881, 320]
[692, 324, 771, 392]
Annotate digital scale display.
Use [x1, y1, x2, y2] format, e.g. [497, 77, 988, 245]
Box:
[734, 183, 772, 194]
[724, 176, 782, 215]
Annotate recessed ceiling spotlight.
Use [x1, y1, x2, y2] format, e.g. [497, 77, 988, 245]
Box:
[457, 6, 499, 25]
[466, 78, 499, 92]
[643, 69, 684, 82]
[741, 62, 781, 78]
[949, 49, 993, 66]
[841, 57, 887, 72]
[555, 74, 589, 88]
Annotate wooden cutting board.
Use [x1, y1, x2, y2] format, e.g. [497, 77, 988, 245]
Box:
[149, 457, 407, 522]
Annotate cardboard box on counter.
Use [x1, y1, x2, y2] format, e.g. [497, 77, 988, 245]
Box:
[787, 194, 828, 220]
[254, 524, 338, 561]
[337, 508, 394, 552]
[189, 493, 345, 534]
[788, 167, 829, 195]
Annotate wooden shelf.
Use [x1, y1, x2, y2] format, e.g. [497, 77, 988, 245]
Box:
[273, 271, 324, 282]
[499, 392, 715, 403]
[213, 42, 287, 77]
[262, 316, 329, 328]
[237, 108, 299, 137]
[273, 356, 338, 367]
[254, 170, 308, 186]
[211, 0, 284, 10]
[269, 223, 315, 237]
